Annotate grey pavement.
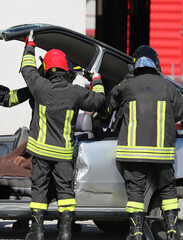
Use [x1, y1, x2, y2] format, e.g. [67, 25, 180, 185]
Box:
[0, 220, 124, 240]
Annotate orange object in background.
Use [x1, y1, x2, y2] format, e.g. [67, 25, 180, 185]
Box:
[150, 0, 183, 76]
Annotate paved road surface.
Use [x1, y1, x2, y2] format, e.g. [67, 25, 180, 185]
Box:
[0, 220, 125, 240]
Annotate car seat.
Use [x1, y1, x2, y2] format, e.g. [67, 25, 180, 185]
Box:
[75, 112, 94, 139]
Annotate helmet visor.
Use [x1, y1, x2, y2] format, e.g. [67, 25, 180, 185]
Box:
[134, 57, 156, 69]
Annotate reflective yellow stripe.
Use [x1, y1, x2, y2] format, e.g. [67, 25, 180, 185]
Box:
[157, 101, 166, 148]
[174, 216, 178, 224]
[131, 218, 136, 226]
[130, 219, 143, 235]
[58, 198, 76, 213]
[162, 198, 178, 205]
[37, 105, 47, 143]
[30, 202, 48, 210]
[128, 101, 137, 146]
[134, 232, 143, 235]
[127, 201, 144, 209]
[58, 205, 75, 212]
[63, 110, 74, 148]
[21, 55, 37, 68]
[92, 85, 105, 94]
[27, 136, 73, 160]
[33, 215, 39, 223]
[167, 230, 177, 234]
[117, 146, 175, 153]
[116, 145, 175, 160]
[73, 66, 82, 70]
[9, 90, 19, 106]
[28, 136, 73, 153]
[126, 208, 144, 213]
[162, 198, 179, 211]
[58, 198, 76, 206]
[126, 201, 144, 213]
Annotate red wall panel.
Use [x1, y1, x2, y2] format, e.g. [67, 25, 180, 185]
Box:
[150, 0, 183, 76]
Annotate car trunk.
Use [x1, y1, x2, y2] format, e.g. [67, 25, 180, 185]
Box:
[0, 24, 132, 97]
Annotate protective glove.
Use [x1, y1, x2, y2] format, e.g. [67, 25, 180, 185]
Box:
[0, 85, 10, 102]
[89, 69, 101, 90]
[24, 29, 36, 47]
[91, 69, 101, 81]
[0, 85, 10, 93]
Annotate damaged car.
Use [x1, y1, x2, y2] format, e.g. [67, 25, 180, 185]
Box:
[0, 24, 183, 239]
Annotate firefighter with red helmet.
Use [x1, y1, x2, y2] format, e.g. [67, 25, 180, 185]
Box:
[111, 45, 183, 240]
[21, 30, 105, 240]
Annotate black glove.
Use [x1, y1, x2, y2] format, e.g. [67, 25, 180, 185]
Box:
[0, 85, 10, 103]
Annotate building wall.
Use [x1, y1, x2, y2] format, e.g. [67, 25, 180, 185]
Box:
[150, 0, 183, 76]
[0, 0, 86, 134]
[86, 0, 96, 37]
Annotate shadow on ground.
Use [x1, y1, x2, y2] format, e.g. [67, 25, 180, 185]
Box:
[0, 220, 126, 240]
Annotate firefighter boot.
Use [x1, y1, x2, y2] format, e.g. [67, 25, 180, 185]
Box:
[25, 209, 45, 240]
[57, 211, 73, 240]
[126, 212, 144, 240]
[164, 209, 179, 240]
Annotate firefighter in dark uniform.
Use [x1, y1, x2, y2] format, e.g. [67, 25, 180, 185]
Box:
[111, 45, 183, 240]
[0, 74, 83, 233]
[0, 85, 32, 107]
[21, 30, 105, 240]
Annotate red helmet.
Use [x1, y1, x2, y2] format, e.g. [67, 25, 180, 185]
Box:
[43, 49, 69, 72]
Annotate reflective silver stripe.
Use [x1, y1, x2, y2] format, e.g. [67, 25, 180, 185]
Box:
[116, 152, 175, 160]
[116, 152, 174, 160]
[117, 146, 175, 153]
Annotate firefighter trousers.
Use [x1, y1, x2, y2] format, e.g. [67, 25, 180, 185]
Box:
[117, 161, 178, 212]
[30, 156, 75, 211]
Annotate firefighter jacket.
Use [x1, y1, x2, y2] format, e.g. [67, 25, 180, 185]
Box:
[111, 68, 183, 164]
[0, 85, 32, 107]
[21, 46, 105, 162]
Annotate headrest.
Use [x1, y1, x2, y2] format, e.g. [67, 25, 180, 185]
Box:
[75, 113, 92, 132]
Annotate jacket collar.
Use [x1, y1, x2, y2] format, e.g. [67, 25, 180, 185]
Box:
[48, 71, 68, 84]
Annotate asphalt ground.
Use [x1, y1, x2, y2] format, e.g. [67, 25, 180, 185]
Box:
[1, 200, 183, 239]
[0, 219, 124, 240]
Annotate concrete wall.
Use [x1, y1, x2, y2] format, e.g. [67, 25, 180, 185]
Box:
[0, 0, 86, 134]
